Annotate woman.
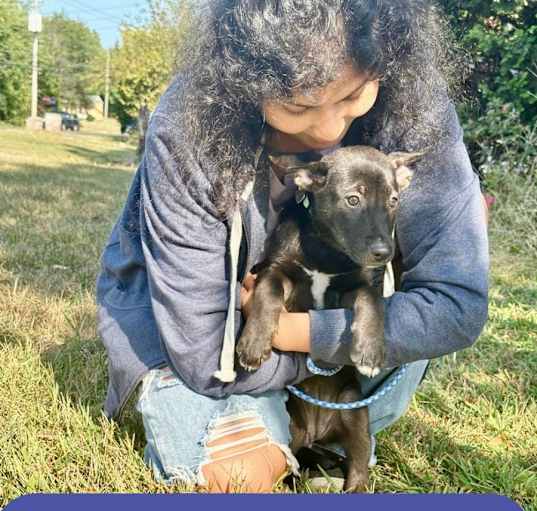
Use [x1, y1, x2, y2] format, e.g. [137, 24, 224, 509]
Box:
[96, 0, 489, 493]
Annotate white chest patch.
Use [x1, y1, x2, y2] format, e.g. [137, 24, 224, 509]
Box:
[301, 267, 332, 310]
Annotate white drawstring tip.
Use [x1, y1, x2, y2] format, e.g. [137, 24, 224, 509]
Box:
[213, 368, 237, 383]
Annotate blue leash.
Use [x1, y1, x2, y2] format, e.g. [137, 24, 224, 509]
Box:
[286, 357, 408, 410]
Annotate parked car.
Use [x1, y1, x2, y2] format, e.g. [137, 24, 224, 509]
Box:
[122, 119, 138, 135]
[60, 112, 80, 131]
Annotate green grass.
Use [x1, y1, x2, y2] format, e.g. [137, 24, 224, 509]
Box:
[0, 123, 535, 508]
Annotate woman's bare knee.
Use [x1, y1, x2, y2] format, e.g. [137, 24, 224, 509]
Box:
[200, 417, 288, 493]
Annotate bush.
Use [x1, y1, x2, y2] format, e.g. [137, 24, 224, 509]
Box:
[440, 0, 537, 124]
[472, 102, 537, 256]
[461, 98, 537, 177]
[440, 0, 536, 173]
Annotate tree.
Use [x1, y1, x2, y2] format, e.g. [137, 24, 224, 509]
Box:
[39, 13, 105, 111]
[0, 2, 105, 122]
[110, 0, 194, 129]
[0, 0, 31, 122]
[111, 25, 173, 119]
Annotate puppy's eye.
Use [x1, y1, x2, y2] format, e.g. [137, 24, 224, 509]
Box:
[346, 195, 360, 207]
[389, 196, 399, 208]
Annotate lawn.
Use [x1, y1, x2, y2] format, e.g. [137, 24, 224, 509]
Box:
[0, 122, 535, 508]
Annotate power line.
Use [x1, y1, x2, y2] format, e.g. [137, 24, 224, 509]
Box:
[79, 4, 142, 11]
[70, 19, 122, 27]
[0, 57, 106, 72]
[60, 0, 128, 24]
[85, 26, 121, 32]
[46, 0, 142, 10]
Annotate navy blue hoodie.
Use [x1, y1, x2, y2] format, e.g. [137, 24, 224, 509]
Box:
[96, 77, 489, 418]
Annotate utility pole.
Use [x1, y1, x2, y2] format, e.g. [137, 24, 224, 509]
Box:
[104, 50, 110, 119]
[31, 29, 39, 118]
[27, 0, 42, 129]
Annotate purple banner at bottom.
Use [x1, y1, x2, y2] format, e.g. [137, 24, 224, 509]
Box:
[4, 494, 523, 511]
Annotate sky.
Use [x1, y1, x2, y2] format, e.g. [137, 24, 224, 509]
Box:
[40, 0, 147, 49]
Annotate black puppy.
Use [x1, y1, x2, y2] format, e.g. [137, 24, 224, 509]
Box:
[236, 145, 420, 491]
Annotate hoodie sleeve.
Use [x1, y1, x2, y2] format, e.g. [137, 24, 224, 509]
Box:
[309, 105, 489, 368]
[139, 114, 310, 397]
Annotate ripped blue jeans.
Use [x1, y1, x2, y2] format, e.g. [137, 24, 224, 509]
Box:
[136, 359, 429, 486]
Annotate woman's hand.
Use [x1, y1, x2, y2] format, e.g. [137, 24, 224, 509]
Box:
[240, 272, 257, 320]
[240, 272, 289, 319]
[240, 272, 310, 352]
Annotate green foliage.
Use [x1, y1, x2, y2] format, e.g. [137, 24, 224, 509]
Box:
[0, 0, 31, 122]
[39, 13, 105, 111]
[441, 0, 536, 119]
[462, 98, 537, 177]
[440, 0, 537, 168]
[110, 0, 194, 124]
[111, 25, 173, 118]
[0, 2, 105, 122]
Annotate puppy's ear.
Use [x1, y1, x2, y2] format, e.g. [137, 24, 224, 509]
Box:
[292, 162, 328, 192]
[268, 153, 328, 192]
[268, 151, 323, 170]
[387, 151, 424, 192]
[394, 165, 413, 192]
[388, 151, 425, 168]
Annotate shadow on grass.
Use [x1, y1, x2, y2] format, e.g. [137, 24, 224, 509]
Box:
[490, 283, 537, 308]
[37, 328, 537, 496]
[2, 154, 145, 447]
[41, 338, 147, 452]
[62, 144, 136, 166]
[0, 162, 134, 298]
[433, 332, 537, 404]
[0, 161, 133, 194]
[16, 318, 537, 500]
[75, 130, 127, 144]
[376, 411, 536, 509]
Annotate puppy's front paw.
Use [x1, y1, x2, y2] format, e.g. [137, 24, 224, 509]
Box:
[350, 322, 385, 378]
[236, 326, 273, 372]
[344, 471, 368, 493]
[356, 365, 381, 378]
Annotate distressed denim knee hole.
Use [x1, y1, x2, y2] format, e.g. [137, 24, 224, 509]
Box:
[197, 404, 299, 489]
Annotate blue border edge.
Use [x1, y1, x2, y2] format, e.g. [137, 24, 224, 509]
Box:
[4, 493, 524, 511]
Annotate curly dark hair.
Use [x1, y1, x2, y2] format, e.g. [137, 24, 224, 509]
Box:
[178, 0, 465, 216]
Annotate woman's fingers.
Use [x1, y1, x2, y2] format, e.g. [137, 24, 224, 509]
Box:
[242, 272, 257, 291]
[240, 285, 251, 306]
[240, 273, 257, 318]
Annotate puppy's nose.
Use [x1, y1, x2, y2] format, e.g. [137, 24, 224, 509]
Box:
[369, 242, 392, 263]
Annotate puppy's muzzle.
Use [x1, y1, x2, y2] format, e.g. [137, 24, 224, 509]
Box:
[365, 241, 393, 268]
